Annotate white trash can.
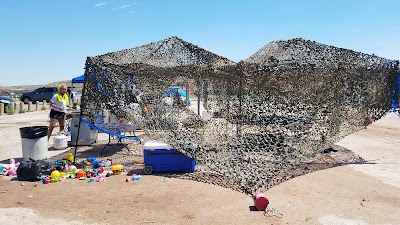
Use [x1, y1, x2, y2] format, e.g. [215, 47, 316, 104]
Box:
[19, 126, 48, 161]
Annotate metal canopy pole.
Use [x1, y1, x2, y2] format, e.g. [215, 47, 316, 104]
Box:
[203, 80, 208, 110]
[73, 73, 88, 164]
[186, 82, 190, 107]
[196, 79, 201, 116]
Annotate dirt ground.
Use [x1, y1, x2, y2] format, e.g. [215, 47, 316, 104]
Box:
[0, 111, 399, 225]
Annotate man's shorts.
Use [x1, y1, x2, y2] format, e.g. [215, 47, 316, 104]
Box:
[50, 109, 65, 120]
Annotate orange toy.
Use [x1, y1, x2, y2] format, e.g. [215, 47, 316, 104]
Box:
[76, 170, 87, 179]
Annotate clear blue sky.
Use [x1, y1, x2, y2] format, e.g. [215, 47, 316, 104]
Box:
[1, 0, 399, 86]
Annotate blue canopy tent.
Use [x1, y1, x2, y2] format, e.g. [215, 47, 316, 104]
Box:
[72, 75, 84, 84]
[70, 75, 84, 103]
[163, 87, 191, 105]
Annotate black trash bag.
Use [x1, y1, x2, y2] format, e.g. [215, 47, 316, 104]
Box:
[19, 126, 48, 139]
[16, 159, 52, 181]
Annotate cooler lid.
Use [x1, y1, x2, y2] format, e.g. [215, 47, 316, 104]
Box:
[143, 141, 173, 150]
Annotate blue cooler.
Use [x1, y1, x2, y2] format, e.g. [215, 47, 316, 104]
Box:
[143, 141, 196, 174]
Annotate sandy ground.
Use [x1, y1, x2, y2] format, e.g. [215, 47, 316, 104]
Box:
[0, 110, 68, 162]
[0, 110, 399, 225]
[336, 113, 400, 189]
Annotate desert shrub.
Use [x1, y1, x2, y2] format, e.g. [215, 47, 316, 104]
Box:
[5, 104, 16, 115]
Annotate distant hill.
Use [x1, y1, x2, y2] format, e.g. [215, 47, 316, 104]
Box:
[1, 80, 83, 92]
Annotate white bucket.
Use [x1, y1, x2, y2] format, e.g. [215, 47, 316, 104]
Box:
[54, 133, 68, 150]
[103, 110, 109, 123]
[21, 136, 48, 161]
[201, 110, 212, 121]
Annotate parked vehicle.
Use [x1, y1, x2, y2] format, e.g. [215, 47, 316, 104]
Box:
[5, 91, 16, 97]
[0, 96, 16, 112]
[20, 87, 57, 104]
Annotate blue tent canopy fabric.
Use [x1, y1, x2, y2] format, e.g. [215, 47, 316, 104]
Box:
[72, 75, 84, 84]
[163, 87, 190, 104]
[391, 73, 400, 117]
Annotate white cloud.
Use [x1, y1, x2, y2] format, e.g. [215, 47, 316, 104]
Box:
[94, 2, 107, 7]
[120, 4, 131, 8]
[129, 11, 136, 14]
[112, 3, 136, 10]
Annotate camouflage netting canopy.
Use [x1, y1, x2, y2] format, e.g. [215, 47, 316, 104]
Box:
[81, 37, 399, 193]
[81, 36, 235, 121]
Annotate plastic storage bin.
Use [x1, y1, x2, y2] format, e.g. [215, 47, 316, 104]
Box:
[143, 141, 196, 174]
[70, 117, 98, 146]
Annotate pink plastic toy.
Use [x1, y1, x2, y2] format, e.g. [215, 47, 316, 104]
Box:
[5, 159, 19, 176]
[67, 165, 77, 172]
[96, 176, 106, 182]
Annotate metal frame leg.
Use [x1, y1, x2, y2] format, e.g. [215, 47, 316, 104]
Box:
[100, 134, 112, 155]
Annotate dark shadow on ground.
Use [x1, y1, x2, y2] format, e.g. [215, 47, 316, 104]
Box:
[126, 168, 143, 176]
[48, 145, 73, 151]
[248, 206, 259, 211]
[76, 144, 126, 158]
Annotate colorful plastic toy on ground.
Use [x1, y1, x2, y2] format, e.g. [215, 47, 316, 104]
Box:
[132, 174, 142, 181]
[50, 170, 62, 183]
[4, 159, 19, 176]
[67, 165, 77, 172]
[87, 157, 96, 164]
[95, 176, 106, 182]
[51, 170, 61, 179]
[65, 153, 75, 162]
[55, 159, 68, 167]
[111, 164, 123, 175]
[41, 176, 51, 184]
[76, 170, 87, 179]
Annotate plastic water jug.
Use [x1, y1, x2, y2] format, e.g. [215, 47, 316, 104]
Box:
[54, 132, 68, 149]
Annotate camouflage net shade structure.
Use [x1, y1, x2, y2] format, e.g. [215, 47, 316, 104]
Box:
[81, 37, 399, 193]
